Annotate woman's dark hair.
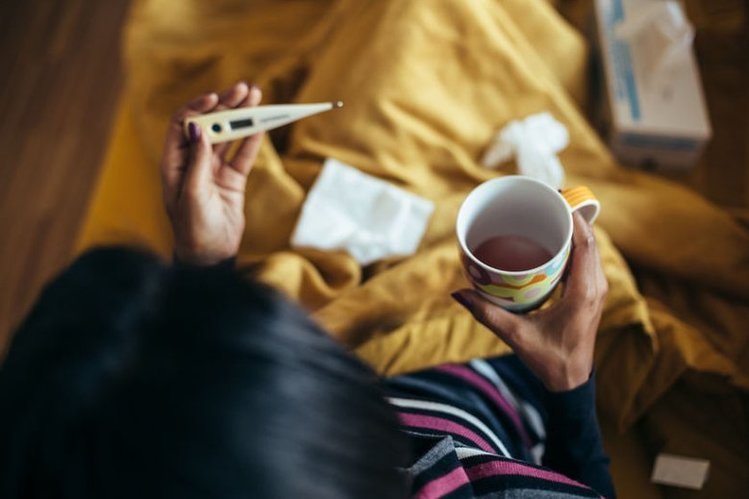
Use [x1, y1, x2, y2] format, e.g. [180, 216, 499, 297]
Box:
[0, 248, 408, 498]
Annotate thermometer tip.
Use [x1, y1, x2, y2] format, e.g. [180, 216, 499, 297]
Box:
[333, 100, 344, 108]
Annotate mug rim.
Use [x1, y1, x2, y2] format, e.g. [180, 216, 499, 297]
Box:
[456, 175, 573, 276]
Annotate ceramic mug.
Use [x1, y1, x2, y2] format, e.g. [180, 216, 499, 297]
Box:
[456, 176, 600, 312]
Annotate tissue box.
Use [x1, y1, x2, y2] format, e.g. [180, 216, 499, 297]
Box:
[593, 0, 712, 171]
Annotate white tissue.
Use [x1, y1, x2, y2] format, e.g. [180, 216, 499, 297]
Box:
[290, 158, 435, 266]
[480, 112, 569, 190]
[614, 0, 694, 85]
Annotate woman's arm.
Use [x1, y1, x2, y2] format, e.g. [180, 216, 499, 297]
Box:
[452, 213, 615, 497]
[542, 373, 614, 497]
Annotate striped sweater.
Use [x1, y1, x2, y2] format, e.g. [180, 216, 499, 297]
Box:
[384, 356, 615, 498]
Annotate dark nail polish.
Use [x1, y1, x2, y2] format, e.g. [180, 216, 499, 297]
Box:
[451, 292, 470, 309]
[188, 122, 201, 143]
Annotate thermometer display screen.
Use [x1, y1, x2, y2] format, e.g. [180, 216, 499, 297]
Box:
[230, 118, 254, 130]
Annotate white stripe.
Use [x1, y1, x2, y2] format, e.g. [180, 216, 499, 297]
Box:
[470, 359, 522, 410]
[455, 447, 494, 460]
[470, 359, 546, 440]
[520, 402, 546, 440]
[388, 397, 511, 457]
[530, 443, 545, 465]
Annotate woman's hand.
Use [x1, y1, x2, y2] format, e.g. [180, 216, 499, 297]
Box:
[452, 213, 608, 392]
[160, 82, 263, 266]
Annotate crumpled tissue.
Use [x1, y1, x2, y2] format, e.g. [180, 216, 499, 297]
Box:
[290, 158, 435, 266]
[480, 112, 569, 190]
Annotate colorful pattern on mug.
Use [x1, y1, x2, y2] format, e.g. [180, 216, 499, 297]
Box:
[463, 245, 570, 310]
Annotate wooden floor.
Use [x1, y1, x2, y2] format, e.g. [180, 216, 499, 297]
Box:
[670, 0, 749, 213]
[0, 0, 130, 350]
[0, 0, 747, 351]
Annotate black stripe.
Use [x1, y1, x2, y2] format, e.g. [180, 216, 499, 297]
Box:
[471, 474, 599, 498]
[410, 452, 461, 492]
[400, 426, 490, 454]
[441, 482, 475, 499]
[459, 453, 541, 468]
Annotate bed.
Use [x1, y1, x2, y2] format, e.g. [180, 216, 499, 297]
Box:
[77, 1, 749, 496]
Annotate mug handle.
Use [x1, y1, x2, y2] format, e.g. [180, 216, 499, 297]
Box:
[561, 186, 600, 224]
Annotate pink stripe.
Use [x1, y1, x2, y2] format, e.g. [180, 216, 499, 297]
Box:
[437, 364, 532, 446]
[466, 460, 589, 490]
[414, 466, 470, 499]
[399, 413, 496, 453]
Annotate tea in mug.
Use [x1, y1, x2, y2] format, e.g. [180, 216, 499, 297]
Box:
[472, 235, 552, 272]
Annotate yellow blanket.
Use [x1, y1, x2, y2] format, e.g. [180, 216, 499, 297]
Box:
[78, 0, 749, 495]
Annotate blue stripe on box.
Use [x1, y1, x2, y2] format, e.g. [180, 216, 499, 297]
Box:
[606, 0, 641, 121]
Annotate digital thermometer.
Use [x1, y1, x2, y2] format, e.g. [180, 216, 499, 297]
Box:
[184, 101, 344, 144]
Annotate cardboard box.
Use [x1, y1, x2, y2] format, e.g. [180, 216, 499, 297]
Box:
[593, 0, 712, 171]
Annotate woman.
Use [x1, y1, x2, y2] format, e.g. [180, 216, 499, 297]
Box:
[0, 83, 614, 498]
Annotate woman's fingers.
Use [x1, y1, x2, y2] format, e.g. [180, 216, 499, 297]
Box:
[217, 82, 249, 108]
[452, 289, 523, 347]
[228, 85, 263, 175]
[161, 93, 219, 201]
[562, 212, 603, 305]
[166, 92, 219, 150]
[193, 92, 219, 108]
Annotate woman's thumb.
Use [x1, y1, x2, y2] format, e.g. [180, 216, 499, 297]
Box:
[185, 123, 212, 193]
[451, 289, 521, 345]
